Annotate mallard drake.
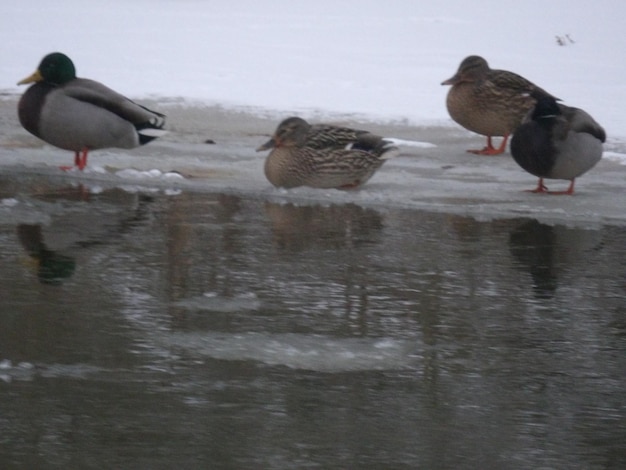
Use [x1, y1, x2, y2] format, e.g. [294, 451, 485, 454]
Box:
[256, 116, 400, 189]
[442, 55, 556, 155]
[17, 52, 166, 170]
[510, 93, 605, 195]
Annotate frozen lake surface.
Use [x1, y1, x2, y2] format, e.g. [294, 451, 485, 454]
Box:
[1, 171, 624, 469]
[1, 99, 625, 468]
[2, 96, 625, 227]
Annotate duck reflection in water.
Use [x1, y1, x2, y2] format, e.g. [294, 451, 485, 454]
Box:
[509, 219, 603, 299]
[509, 220, 558, 298]
[264, 202, 383, 252]
[14, 186, 154, 285]
[17, 224, 76, 285]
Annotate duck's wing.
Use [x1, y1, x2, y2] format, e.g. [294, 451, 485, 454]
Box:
[63, 78, 165, 129]
[302, 148, 387, 185]
[307, 125, 393, 154]
[488, 70, 557, 100]
[559, 104, 606, 142]
[306, 125, 364, 149]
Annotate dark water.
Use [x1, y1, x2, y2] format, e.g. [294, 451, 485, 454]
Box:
[0, 175, 624, 469]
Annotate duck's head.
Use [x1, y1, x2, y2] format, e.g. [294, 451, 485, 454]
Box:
[530, 92, 561, 120]
[18, 52, 77, 86]
[256, 116, 311, 151]
[441, 55, 490, 86]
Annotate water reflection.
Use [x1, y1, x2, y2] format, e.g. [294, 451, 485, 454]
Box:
[17, 224, 76, 284]
[8, 184, 155, 285]
[264, 202, 383, 251]
[0, 175, 624, 469]
[509, 219, 559, 298]
[162, 192, 246, 323]
[509, 219, 605, 299]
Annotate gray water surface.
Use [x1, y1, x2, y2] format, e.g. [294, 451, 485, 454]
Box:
[1, 175, 624, 469]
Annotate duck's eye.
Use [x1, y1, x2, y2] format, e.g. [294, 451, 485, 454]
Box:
[280, 126, 294, 137]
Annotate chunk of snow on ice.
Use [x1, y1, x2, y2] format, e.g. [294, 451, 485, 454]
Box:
[89, 166, 108, 174]
[385, 138, 437, 148]
[115, 168, 186, 180]
[118, 185, 161, 194]
[603, 152, 626, 165]
[163, 172, 185, 180]
[2, 198, 19, 207]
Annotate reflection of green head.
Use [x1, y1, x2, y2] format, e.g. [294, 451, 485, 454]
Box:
[18, 224, 76, 285]
[36, 250, 76, 285]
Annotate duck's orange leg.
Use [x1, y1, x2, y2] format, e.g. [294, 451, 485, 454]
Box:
[468, 134, 509, 156]
[548, 179, 576, 195]
[60, 148, 89, 171]
[76, 148, 89, 170]
[59, 152, 79, 171]
[338, 180, 361, 190]
[525, 178, 549, 193]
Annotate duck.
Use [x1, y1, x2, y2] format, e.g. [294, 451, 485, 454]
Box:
[441, 55, 556, 155]
[17, 52, 166, 170]
[510, 92, 605, 195]
[256, 116, 400, 189]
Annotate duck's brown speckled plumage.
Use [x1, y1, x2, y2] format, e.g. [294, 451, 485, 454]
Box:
[256, 117, 399, 189]
[442, 55, 556, 155]
[510, 93, 605, 194]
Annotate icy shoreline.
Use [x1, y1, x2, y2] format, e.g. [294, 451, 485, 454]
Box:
[1, 94, 625, 228]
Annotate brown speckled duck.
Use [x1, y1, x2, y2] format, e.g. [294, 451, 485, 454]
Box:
[442, 55, 556, 155]
[256, 117, 400, 189]
[18, 52, 166, 170]
[510, 93, 605, 195]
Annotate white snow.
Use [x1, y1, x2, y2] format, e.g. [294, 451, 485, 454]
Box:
[603, 151, 626, 165]
[115, 168, 185, 180]
[1, 197, 19, 207]
[2, 0, 626, 139]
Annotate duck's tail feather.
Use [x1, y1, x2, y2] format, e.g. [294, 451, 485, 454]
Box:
[136, 109, 167, 144]
[137, 127, 168, 144]
[379, 140, 402, 160]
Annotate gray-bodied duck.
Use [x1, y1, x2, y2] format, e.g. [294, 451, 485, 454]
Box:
[442, 55, 556, 155]
[256, 116, 400, 189]
[510, 93, 605, 195]
[17, 52, 166, 170]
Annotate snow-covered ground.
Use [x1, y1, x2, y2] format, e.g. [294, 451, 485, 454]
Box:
[1, 1, 625, 227]
[3, 0, 626, 137]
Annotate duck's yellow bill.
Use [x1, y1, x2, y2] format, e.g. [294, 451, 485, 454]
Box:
[17, 70, 43, 85]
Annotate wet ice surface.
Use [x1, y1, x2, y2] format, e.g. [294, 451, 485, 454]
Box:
[1, 169, 625, 468]
[1, 97, 626, 468]
[2, 96, 626, 228]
